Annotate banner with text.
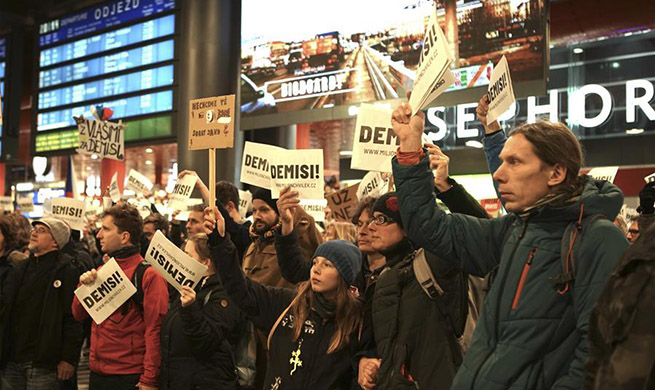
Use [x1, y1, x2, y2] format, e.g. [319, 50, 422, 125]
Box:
[486, 55, 515, 124]
[75, 117, 125, 161]
[125, 169, 153, 194]
[352, 104, 397, 172]
[145, 231, 208, 292]
[49, 197, 86, 230]
[238, 189, 252, 219]
[269, 149, 324, 199]
[357, 171, 389, 200]
[326, 184, 360, 222]
[587, 166, 619, 183]
[240, 141, 287, 189]
[168, 174, 197, 211]
[188, 95, 236, 150]
[17, 195, 34, 213]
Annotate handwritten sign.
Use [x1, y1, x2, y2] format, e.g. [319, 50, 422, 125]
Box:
[352, 104, 398, 172]
[49, 197, 86, 230]
[109, 172, 121, 203]
[125, 169, 153, 193]
[168, 174, 197, 211]
[144, 231, 208, 292]
[269, 149, 324, 199]
[486, 55, 515, 124]
[188, 95, 235, 150]
[74, 258, 136, 324]
[326, 184, 360, 222]
[587, 166, 619, 183]
[75, 117, 125, 160]
[240, 141, 286, 189]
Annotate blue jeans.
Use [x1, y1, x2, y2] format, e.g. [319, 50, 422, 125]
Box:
[2, 362, 59, 390]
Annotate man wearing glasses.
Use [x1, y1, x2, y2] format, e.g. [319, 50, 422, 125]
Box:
[2, 218, 83, 390]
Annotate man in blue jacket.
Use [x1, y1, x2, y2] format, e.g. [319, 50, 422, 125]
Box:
[389, 101, 628, 389]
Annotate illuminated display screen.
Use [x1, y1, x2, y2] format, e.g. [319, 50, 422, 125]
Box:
[40, 14, 175, 67]
[39, 39, 174, 88]
[39, 0, 175, 47]
[0, 36, 6, 140]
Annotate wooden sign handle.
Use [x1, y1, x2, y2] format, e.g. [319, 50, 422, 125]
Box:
[208, 148, 216, 215]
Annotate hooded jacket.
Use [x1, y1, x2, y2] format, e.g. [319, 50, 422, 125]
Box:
[392, 155, 628, 390]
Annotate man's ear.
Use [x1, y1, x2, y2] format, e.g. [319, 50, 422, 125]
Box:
[547, 164, 568, 187]
[226, 201, 237, 212]
[120, 230, 131, 245]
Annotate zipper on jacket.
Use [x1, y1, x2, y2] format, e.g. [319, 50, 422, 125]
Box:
[511, 248, 536, 310]
[471, 219, 529, 390]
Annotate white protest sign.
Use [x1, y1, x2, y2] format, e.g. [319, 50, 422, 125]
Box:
[238, 190, 252, 219]
[300, 199, 327, 223]
[486, 55, 515, 125]
[125, 169, 153, 193]
[74, 258, 136, 324]
[102, 197, 112, 210]
[173, 198, 204, 222]
[75, 117, 125, 161]
[145, 231, 208, 292]
[49, 197, 86, 230]
[0, 197, 13, 212]
[645, 172, 655, 183]
[421, 68, 456, 112]
[409, 8, 453, 115]
[269, 149, 324, 199]
[351, 104, 398, 172]
[587, 166, 619, 183]
[138, 199, 151, 219]
[17, 195, 34, 213]
[240, 142, 286, 189]
[168, 174, 197, 211]
[357, 171, 389, 200]
[109, 172, 121, 203]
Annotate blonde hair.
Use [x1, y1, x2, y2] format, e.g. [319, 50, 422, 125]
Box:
[325, 221, 357, 243]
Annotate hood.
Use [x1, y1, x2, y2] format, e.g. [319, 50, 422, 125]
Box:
[530, 176, 624, 222]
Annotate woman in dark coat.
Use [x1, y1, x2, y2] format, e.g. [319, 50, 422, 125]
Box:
[159, 233, 243, 390]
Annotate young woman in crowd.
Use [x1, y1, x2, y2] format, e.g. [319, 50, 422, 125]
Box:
[203, 206, 365, 389]
[159, 233, 244, 390]
[324, 221, 357, 243]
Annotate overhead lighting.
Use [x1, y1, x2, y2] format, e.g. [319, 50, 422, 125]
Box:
[146, 148, 153, 153]
[16, 182, 34, 192]
[626, 128, 644, 135]
[91, 154, 98, 160]
[145, 160, 153, 165]
[339, 150, 353, 157]
[611, 62, 620, 68]
[465, 140, 483, 149]
[573, 47, 584, 54]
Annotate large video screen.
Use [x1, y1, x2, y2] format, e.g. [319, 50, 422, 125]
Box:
[240, 0, 547, 129]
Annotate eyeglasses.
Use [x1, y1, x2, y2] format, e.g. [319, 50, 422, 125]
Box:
[368, 214, 396, 226]
[628, 229, 639, 235]
[32, 226, 49, 234]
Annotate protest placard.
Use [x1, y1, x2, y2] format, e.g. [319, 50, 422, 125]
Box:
[125, 169, 153, 193]
[357, 172, 389, 200]
[326, 184, 360, 222]
[486, 55, 515, 125]
[645, 172, 655, 183]
[300, 199, 327, 223]
[351, 104, 398, 172]
[109, 172, 121, 203]
[145, 231, 208, 292]
[188, 95, 235, 150]
[408, 7, 453, 115]
[49, 197, 86, 230]
[168, 174, 197, 211]
[238, 190, 252, 219]
[17, 195, 34, 213]
[75, 116, 125, 161]
[173, 198, 204, 222]
[138, 199, 151, 219]
[587, 166, 619, 183]
[240, 141, 287, 189]
[269, 149, 324, 199]
[74, 258, 136, 324]
[0, 197, 13, 212]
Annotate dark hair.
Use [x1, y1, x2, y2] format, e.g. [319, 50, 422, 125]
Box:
[6, 214, 30, 251]
[351, 197, 378, 225]
[103, 203, 143, 246]
[509, 121, 584, 189]
[190, 204, 205, 213]
[144, 213, 169, 235]
[0, 215, 17, 253]
[217, 181, 240, 209]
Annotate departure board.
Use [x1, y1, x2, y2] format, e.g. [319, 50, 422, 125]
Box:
[0, 36, 6, 142]
[36, 0, 177, 150]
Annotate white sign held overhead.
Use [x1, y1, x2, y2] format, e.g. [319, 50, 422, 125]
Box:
[168, 174, 197, 211]
[144, 231, 208, 292]
[240, 141, 286, 189]
[125, 169, 153, 194]
[0, 197, 13, 212]
[75, 117, 125, 161]
[299, 199, 327, 223]
[49, 197, 86, 231]
[357, 171, 389, 200]
[74, 258, 136, 324]
[109, 172, 121, 203]
[587, 166, 619, 183]
[269, 149, 324, 199]
[486, 55, 516, 125]
[238, 190, 252, 219]
[351, 104, 398, 172]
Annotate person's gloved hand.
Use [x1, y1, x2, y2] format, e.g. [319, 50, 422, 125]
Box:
[637, 181, 655, 214]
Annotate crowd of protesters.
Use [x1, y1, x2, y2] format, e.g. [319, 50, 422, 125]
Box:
[0, 94, 652, 390]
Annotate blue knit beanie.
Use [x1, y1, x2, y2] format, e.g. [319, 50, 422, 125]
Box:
[312, 240, 362, 285]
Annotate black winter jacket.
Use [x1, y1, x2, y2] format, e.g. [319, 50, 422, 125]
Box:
[160, 274, 243, 390]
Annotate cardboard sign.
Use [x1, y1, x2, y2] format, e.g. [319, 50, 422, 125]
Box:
[645, 172, 655, 183]
[168, 174, 197, 211]
[486, 55, 515, 124]
[125, 169, 153, 193]
[17, 195, 34, 213]
[0, 197, 13, 212]
[109, 172, 121, 203]
[326, 184, 360, 222]
[269, 149, 324, 199]
[145, 231, 208, 292]
[587, 166, 619, 183]
[74, 258, 136, 324]
[300, 199, 327, 223]
[409, 8, 453, 115]
[49, 197, 86, 231]
[351, 104, 398, 172]
[240, 141, 286, 189]
[188, 94, 236, 150]
[75, 117, 125, 160]
[238, 189, 252, 219]
[357, 171, 389, 200]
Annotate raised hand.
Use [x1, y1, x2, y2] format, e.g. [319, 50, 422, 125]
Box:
[391, 99, 426, 152]
[277, 186, 299, 236]
[426, 143, 452, 192]
[475, 93, 502, 134]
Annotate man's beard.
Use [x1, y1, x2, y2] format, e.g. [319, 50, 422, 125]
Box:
[253, 217, 279, 235]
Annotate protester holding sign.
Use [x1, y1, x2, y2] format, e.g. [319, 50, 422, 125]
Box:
[2, 218, 83, 390]
[72, 203, 169, 390]
[205, 206, 366, 390]
[159, 233, 244, 390]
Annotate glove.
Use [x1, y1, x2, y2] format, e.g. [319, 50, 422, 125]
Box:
[637, 181, 655, 214]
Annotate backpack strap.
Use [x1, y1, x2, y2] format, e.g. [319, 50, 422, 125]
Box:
[122, 261, 151, 316]
[267, 293, 302, 351]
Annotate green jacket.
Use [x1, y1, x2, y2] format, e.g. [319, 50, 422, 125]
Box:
[392, 155, 628, 390]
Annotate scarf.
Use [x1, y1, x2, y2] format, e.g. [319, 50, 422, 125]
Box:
[108, 245, 140, 260]
[313, 292, 337, 323]
[378, 237, 414, 268]
[248, 221, 281, 242]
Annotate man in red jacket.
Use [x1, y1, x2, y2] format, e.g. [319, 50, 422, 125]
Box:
[72, 203, 169, 390]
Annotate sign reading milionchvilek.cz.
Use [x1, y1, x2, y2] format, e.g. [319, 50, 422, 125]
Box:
[144, 231, 208, 292]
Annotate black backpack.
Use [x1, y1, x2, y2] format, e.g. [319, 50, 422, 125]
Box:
[121, 261, 151, 316]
